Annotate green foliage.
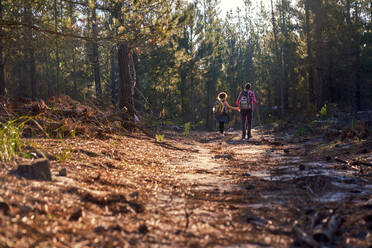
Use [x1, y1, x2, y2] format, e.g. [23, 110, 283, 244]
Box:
[1, 0, 371, 127]
[155, 134, 164, 143]
[54, 125, 76, 139]
[0, 117, 30, 161]
[56, 147, 72, 162]
[296, 125, 313, 137]
[296, 127, 305, 137]
[22, 152, 34, 159]
[183, 122, 191, 136]
[320, 104, 327, 118]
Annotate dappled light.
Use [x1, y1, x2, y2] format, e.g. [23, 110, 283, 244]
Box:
[0, 0, 371, 247]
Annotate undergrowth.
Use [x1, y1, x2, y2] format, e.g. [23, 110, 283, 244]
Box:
[0, 116, 31, 161]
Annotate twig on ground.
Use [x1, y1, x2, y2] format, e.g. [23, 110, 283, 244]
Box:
[334, 157, 372, 167]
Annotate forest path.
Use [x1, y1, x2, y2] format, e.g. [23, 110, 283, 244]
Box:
[1, 128, 371, 247]
[147, 128, 372, 247]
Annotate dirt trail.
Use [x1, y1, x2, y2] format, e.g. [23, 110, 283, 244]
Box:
[171, 144, 236, 193]
[0, 128, 371, 247]
[146, 129, 372, 247]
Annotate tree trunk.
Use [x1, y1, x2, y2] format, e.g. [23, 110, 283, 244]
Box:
[72, 52, 78, 98]
[205, 80, 211, 129]
[118, 42, 135, 127]
[305, 0, 315, 106]
[91, 1, 102, 98]
[130, 51, 139, 113]
[271, 0, 283, 114]
[25, 0, 36, 99]
[280, 0, 289, 111]
[0, 0, 5, 96]
[353, 2, 361, 111]
[29, 48, 36, 99]
[327, 57, 335, 103]
[346, 0, 355, 112]
[54, 0, 60, 95]
[46, 49, 51, 97]
[190, 72, 196, 123]
[313, 0, 323, 108]
[180, 71, 186, 121]
[110, 47, 117, 108]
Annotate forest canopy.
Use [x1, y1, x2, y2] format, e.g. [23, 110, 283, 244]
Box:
[0, 0, 370, 128]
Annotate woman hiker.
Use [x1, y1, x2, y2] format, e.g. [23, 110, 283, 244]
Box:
[236, 83, 258, 140]
[214, 92, 239, 136]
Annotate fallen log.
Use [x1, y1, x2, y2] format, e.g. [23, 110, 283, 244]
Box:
[121, 120, 154, 139]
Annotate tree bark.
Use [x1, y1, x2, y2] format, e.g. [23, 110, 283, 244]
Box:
[91, 1, 102, 98]
[29, 47, 36, 99]
[346, 0, 355, 112]
[353, 2, 361, 111]
[305, 0, 315, 106]
[118, 42, 135, 126]
[0, 0, 5, 96]
[180, 70, 186, 121]
[25, 0, 36, 99]
[54, 0, 60, 95]
[280, 0, 289, 111]
[110, 47, 117, 108]
[271, 0, 283, 114]
[313, 0, 323, 108]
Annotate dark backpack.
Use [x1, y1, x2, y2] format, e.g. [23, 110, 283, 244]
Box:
[239, 91, 251, 110]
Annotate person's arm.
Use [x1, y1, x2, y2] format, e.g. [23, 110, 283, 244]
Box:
[236, 92, 241, 107]
[249, 91, 258, 105]
[225, 101, 239, 111]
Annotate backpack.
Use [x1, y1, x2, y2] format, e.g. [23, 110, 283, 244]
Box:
[239, 91, 251, 110]
[213, 100, 226, 119]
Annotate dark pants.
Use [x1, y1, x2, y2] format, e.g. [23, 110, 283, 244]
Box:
[241, 109, 252, 138]
[219, 121, 225, 134]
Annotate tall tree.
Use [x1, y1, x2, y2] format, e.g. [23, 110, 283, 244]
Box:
[89, 0, 102, 98]
[0, 0, 5, 96]
[304, 0, 314, 106]
[24, 0, 36, 99]
[270, 0, 283, 112]
[54, 0, 61, 95]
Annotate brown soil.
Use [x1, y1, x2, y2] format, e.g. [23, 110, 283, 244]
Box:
[0, 128, 371, 247]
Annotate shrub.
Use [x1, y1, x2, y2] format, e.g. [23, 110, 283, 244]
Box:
[183, 122, 191, 136]
[0, 117, 30, 161]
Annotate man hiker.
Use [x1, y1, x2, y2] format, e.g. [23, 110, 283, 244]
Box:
[236, 83, 258, 140]
[213, 92, 239, 136]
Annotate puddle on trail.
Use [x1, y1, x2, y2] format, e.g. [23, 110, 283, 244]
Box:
[250, 159, 356, 182]
[168, 135, 372, 209]
[249, 154, 372, 205]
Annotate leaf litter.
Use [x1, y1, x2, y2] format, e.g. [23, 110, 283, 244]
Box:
[0, 97, 371, 247]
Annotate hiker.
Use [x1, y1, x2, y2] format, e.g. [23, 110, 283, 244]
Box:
[236, 83, 258, 140]
[213, 92, 239, 136]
